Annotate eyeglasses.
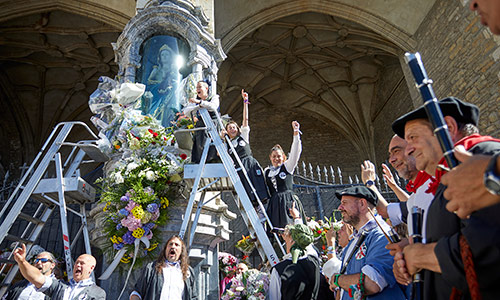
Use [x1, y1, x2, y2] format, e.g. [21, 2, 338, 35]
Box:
[34, 258, 53, 264]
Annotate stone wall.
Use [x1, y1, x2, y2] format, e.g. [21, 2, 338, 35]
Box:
[235, 107, 363, 176]
[373, 62, 414, 165]
[409, 0, 500, 137]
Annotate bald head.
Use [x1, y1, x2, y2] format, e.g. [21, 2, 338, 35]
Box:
[73, 254, 96, 282]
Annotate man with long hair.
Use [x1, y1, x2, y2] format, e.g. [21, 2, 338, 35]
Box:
[130, 235, 197, 300]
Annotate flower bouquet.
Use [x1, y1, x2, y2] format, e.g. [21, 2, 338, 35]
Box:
[95, 88, 188, 269]
[307, 210, 343, 262]
[218, 252, 239, 277]
[171, 112, 196, 150]
[221, 269, 269, 300]
[235, 235, 256, 255]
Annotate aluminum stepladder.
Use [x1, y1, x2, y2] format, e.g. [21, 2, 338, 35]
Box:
[179, 108, 284, 267]
[0, 121, 109, 297]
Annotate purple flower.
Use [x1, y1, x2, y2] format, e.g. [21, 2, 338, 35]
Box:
[113, 243, 124, 250]
[122, 231, 136, 244]
[144, 186, 154, 196]
[120, 195, 129, 202]
[147, 203, 158, 213]
[119, 208, 129, 216]
[116, 223, 123, 230]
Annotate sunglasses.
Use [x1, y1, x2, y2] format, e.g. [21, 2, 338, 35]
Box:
[34, 258, 53, 264]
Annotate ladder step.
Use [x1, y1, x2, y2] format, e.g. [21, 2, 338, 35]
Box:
[18, 213, 45, 225]
[0, 258, 15, 264]
[5, 234, 34, 245]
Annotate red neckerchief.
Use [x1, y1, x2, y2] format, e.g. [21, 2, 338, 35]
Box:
[426, 134, 500, 195]
[406, 171, 432, 193]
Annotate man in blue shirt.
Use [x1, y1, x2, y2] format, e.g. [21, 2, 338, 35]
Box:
[330, 186, 405, 300]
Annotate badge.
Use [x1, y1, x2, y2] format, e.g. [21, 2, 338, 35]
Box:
[239, 140, 246, 147]
[256, 169, 262, 176]
[279, 172, 287, 179]
[355, 242, 367, 260]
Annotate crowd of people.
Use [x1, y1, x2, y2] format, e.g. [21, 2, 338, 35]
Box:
[5, 0, 500, 299]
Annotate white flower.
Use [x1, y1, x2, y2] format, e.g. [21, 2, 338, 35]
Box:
[129, 138, 140, 150]
[235, 286, 244, 292]
[114, 173, 124, 184]
[138, 170, 145, 177]
[145, 170, 157, 181]
[331, 221, 343, 231]
[127, 162, 139, 172]
[307, 220, 320, 230]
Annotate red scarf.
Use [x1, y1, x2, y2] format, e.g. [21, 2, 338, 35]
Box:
[426, 134, 500, 195]
[406, 171, 432, 193]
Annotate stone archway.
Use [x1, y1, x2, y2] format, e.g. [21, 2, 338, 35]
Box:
[0, 0, 134, 178]
[217, 10, 413, 171]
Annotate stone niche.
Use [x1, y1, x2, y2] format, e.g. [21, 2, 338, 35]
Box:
[89, 1, 231, 299]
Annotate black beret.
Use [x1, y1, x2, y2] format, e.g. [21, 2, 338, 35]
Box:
[391, 97, 479, 138]
[335, 186, 378, 206]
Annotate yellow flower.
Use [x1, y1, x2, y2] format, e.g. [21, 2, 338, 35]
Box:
[120, 255, 131, 263]
[110, 235, 123, 244]
[187, 124, 194, 129]
[146, 242, 158, 252]
[103, 202, 110, 212]
[132, 228, 145, 238]
[160, 197, 169, 208]
[131, 206, 145, 219]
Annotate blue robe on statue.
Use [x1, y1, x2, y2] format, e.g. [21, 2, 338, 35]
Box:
[145, 66, 180, 127]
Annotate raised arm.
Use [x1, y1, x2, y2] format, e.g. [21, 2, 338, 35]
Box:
[284, 121, 302, 174]
[360, 160, 390, 219]
[13, 244, 46, 289]
[241, 89, 249, 128]
[381, 164, 409, 202]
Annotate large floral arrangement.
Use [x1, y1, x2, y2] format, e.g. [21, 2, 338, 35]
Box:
[218, 252, 239, 277]
[221, 269, 269, 300]
[90, 77, 188, 270]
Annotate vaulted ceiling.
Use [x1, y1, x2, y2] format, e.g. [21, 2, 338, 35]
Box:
[0, 1, 133, 177]
[218, 12, 406, 160]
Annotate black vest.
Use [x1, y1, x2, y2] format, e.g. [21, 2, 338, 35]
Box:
[228, 135, 252, 159]
[272, 255, 320, 300]
[265, 164, 294, 194]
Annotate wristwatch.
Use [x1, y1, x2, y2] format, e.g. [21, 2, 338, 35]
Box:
[484, 154, 500, 195]
[365, 180, 375, 187]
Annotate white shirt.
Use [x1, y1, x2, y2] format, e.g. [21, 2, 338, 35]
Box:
[182, 94, 220, 116]
[131, 263, 185, 300]
[39, 277, 95, 300]
[386, 178, 433, 242]
[4, 276, 53, 300]
[266, 134, 302, 177]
